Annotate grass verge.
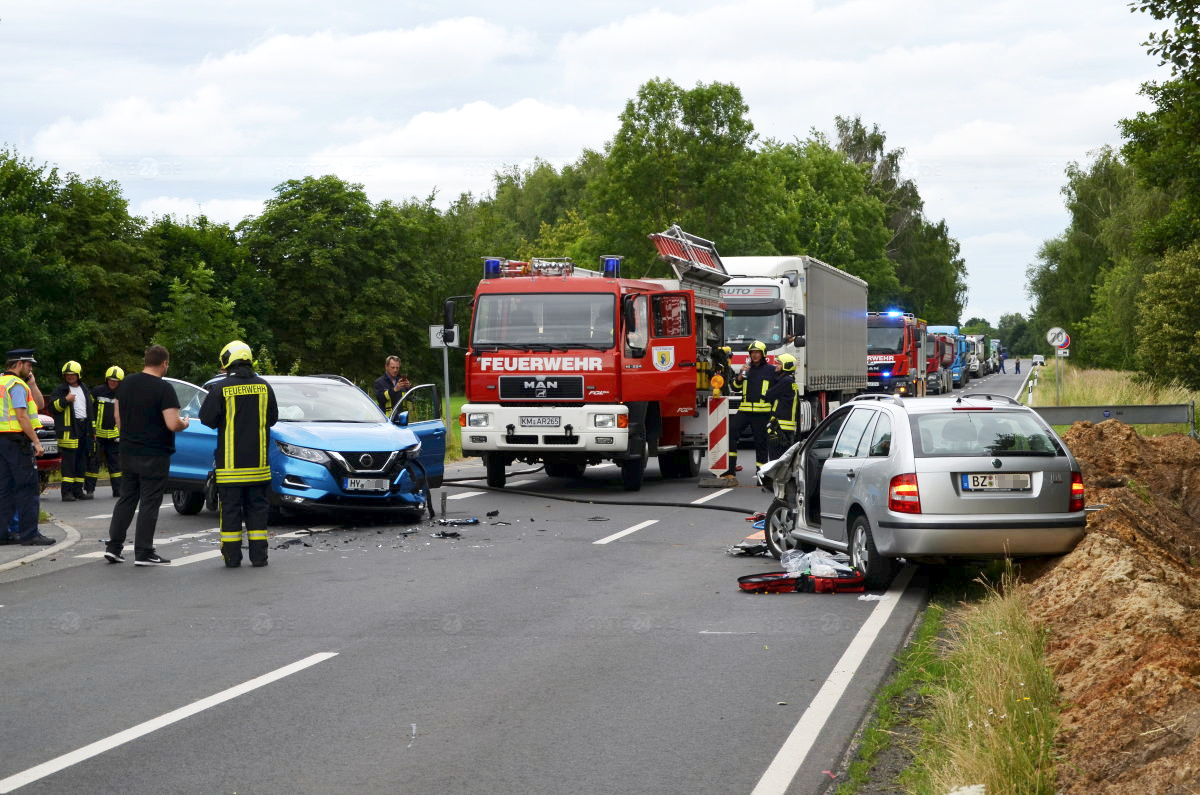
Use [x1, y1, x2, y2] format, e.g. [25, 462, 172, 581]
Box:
[838, 564, 1061, 794]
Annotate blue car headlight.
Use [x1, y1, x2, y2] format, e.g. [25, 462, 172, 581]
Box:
[277, 441, 331, 465]
[403, 441, 422, 460]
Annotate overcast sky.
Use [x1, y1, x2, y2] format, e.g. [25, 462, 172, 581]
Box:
[1, 1, 1164, 326]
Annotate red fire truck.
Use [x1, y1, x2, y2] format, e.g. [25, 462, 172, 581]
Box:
[866, 311, 927, 396]
[447, 226, 729, 491]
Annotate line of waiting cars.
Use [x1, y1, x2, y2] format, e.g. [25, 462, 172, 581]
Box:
[165, 375, 446, 522]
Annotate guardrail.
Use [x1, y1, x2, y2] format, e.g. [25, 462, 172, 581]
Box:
[1032, 402, 1197, 437]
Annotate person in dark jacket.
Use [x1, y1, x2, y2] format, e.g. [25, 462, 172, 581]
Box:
[372, 355, 411, 414]
[723, 341, 774, 480]
[49, 360, 96, 501]
[765, 353, 800, 460]
[86, 365, 124, 498]
[200, 340, 278, 568]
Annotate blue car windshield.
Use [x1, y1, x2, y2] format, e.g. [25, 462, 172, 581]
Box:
[271, 381, 385, 423]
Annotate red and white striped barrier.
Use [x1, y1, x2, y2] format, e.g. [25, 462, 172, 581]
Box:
[707, 396, 729, 475]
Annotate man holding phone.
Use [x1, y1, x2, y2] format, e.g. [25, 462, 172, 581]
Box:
[372, 355, 411, 414]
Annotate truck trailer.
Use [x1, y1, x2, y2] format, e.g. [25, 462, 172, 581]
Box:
[720, 256, 868, 426]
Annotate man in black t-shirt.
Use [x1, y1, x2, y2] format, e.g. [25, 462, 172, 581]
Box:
[105, 345, 191, 566]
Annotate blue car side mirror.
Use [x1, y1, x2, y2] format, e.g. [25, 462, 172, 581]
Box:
[395, 410, 409, 427]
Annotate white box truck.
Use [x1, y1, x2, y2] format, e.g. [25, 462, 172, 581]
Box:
[721, 256, 868, 430]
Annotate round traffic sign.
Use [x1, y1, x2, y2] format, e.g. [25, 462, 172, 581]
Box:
[1046, 327, 1068, 348]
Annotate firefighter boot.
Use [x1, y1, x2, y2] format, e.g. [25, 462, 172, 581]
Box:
[76, 484, 93, 500]
[248, 540, 269, 568]
[221, 541, 242, 568]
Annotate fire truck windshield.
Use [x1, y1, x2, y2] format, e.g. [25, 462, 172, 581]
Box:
[473, 293, 615, 349]
[724, 309, 785, 345]
[866, 325, 904, 353]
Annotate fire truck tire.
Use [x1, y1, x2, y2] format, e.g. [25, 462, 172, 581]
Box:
[658, 449, 700, 479]
[545, 460, 586, 478]
[485, 453, 506, 488]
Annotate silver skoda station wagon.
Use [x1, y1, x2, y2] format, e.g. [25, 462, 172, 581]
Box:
[761, 393, 1087, 587]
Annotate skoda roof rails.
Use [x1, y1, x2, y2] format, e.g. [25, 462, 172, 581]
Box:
[954, 393, 1022, 406]
[849, 393, 905, 406]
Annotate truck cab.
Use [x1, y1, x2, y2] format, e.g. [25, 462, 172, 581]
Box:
[865, 311, 926, 396]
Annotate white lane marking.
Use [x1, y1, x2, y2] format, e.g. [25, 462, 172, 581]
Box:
[506, 479, 535, 487]
[169, 550, 223, 567]
[0, 652, 338, 794]
[85, 495, 172, 520]
[76, 529, 220, 559]
[593, 519, 658, 545]
[691, 488, 733, 505]
[751, 566, 916, 795]
[446, 491, 485, 501]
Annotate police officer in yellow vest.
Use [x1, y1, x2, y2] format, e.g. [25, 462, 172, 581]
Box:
[1, 348, 55, 546]
[723, 341, 774, 480]
[87, 366, 124, 498]
[199, 341, 278, 568]
[766, 353, 800, 460]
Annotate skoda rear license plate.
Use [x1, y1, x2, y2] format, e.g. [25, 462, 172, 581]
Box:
[345, 477, 389, 492]
[962, 473, 1031, 491]
[41, 440, 57, 455]
[520, 416, 561, 427]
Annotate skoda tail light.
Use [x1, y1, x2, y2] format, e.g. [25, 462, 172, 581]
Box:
[1069, 471, 1085, 512]
[889, 473, 921, 514]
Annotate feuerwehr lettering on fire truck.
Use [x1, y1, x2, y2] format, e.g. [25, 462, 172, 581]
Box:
[652, 346, 675, 372]
[477, 356, 603, 372]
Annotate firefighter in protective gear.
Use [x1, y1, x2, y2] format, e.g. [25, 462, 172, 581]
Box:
[50, 360, 96, 501]
[723, 341, 773, 479]
[87, 366, 124, 497]
[766, 353, 800, 460]
[199, 341, 278, 567]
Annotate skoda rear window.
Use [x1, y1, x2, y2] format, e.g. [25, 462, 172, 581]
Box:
[910, 411, 1064, 457]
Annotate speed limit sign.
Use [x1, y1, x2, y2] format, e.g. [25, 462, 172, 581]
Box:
[1045, 327, 1069, 348]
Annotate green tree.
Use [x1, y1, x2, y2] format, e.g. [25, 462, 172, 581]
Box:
[1134, 242, 1200, 387]
[586, 78, 781, 272]
[833, 116, 966, 319]
[152, 262, 244, 385]
[757, 138, 899, 305]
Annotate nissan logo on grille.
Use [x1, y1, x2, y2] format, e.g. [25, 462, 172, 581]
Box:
[498, 375, 584, 401]
[358, 453, 375, 468]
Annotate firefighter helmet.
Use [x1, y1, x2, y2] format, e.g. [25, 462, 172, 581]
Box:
[61, 360, 82, 376]
[105, 365, 125, 382]
[777, 353, 797, 372]
[219, 340, 253, 370]
[748, 340, 767, 354]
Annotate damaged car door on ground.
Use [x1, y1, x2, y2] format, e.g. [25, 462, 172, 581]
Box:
[165, 375, 446, 521]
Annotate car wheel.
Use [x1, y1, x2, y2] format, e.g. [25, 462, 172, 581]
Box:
[849, 514, 896, 589]
[764, 498, 798, 559]
[172, 489, 204, 515]
[485, 453, 506, 488]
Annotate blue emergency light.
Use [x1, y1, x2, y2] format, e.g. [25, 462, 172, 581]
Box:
[886, 310, 903, 317]
[484, 257, 503, 278]
[602, 256, 622, 278]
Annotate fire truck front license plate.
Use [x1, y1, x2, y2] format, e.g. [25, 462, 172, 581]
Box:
[520, 416, 561, 427]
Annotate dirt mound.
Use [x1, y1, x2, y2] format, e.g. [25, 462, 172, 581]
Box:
[1024, 420, 1200, 793]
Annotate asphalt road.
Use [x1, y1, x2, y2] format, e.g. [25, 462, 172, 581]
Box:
[1, 453, 930, 794]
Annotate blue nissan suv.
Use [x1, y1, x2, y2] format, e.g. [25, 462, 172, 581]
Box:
[165, 375, 445, 520]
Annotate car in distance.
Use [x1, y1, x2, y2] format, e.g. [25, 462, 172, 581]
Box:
[1031, 354, 1046, 366]
[166, 375, 446, 521]
[760, 392, 1087, 587]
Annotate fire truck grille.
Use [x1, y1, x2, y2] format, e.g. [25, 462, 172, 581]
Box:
[498, 375, 584, 401]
